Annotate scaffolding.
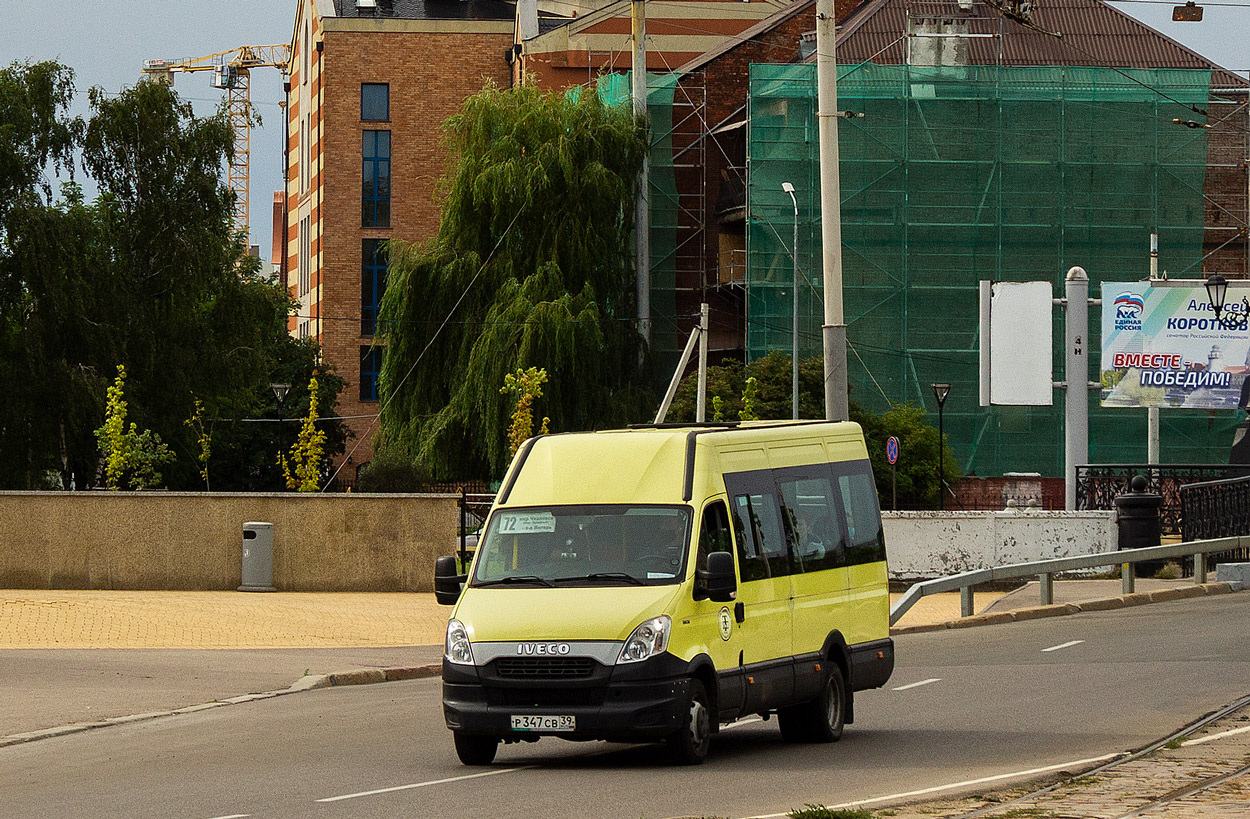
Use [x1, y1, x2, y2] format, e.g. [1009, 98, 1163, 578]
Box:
[747, 63, 1249, 476]
[601, 71, 708, 368]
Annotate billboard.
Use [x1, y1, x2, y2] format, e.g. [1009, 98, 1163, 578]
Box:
[1100, 282, 1250, 410]
[983, 281, 1054, 406]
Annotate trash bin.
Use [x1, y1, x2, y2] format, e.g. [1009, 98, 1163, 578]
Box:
[239, 521, 276, 592]
[1115, 475, 1162, 577]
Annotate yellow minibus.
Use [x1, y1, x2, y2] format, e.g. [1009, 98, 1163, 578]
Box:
[434, 420, 894, 765]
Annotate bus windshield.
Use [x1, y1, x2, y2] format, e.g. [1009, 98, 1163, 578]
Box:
[471, 505, 692, 588]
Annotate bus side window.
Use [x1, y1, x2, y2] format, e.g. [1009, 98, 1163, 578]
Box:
[695, 500, 733, 584]
[731, 494, 771, 581]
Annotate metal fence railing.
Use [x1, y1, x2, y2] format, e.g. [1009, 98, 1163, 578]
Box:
[889, 536, 1247, 626]
[1180, 476, 1250, 567]
[1077, 464, 1231, 535]
[457, 491, 495, 569]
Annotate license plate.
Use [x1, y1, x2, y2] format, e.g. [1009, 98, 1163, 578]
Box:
[510, 714, 575, 732]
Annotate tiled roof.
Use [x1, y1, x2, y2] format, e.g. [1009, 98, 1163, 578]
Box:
[832, 0, 1246, 87]
[332, 0, 515, 21]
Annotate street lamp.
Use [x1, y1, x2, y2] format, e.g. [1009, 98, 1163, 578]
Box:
[930, 382, 951, 511]
[1205, 274, 1249, 331]
[271, 382, 291, 481]
[782, 181, 799, 420]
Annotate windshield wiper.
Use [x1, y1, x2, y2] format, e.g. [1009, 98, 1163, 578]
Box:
[473, 575, 554, 588]
[554, 572, 646, 585]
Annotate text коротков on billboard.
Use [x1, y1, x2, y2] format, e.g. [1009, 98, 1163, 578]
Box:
[1101, 282, 1249, 411]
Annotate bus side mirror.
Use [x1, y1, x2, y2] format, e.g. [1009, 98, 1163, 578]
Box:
[434, 555, 467, 605]
[697, 551, 737, 603]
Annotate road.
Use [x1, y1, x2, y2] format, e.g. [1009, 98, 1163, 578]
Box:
[3, 594, 1248, 819]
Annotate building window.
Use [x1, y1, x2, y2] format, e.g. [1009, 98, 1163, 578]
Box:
[361, 239, 388, 336]
[361, 83, 389, 121]
[362, 130, 390, 228]
[298, 216, 311, 296]
[360, 346, 382, 402]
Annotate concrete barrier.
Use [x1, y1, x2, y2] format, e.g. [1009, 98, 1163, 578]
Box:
[0, 491, 457, 592]
[884, 510, 1118, 580]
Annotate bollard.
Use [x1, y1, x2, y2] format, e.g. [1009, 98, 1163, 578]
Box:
[239, 521, 277, 592]
[1114, 475, 1162, 578]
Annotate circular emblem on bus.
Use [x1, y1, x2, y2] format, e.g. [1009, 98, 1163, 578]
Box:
[718, 607, 732, 641]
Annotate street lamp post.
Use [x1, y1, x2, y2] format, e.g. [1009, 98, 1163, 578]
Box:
[271, 382, 290, 483]
[1205, 274, 1250, 330]
[931, 382, 951, 511]
[782, 181, 799, 420]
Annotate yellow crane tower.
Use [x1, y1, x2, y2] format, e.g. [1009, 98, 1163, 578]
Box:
[142, 44, 292, 235]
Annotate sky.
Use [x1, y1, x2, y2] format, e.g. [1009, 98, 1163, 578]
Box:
[1, 0, 1247, 254]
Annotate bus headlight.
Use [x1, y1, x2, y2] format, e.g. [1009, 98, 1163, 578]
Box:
[617, 615, 671, 664]
[445, 619, 474, 665]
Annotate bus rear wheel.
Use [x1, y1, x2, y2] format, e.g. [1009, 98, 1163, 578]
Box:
[779, 666, 846, 743]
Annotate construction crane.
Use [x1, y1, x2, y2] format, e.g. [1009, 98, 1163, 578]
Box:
[143, 45, 291, 235]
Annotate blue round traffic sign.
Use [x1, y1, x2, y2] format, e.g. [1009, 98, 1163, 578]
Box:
[886, 436, 900, 465]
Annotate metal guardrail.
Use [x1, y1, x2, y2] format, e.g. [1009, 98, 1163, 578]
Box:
[889, 536, 1247, 626]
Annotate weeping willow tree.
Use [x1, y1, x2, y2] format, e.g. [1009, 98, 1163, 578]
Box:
[377, 80, 655, 479]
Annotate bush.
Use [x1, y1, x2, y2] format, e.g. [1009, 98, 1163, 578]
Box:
[356, 445, 432, 493]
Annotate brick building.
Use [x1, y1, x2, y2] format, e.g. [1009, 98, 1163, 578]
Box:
[278, 0, 803, 477]
[281, 0, 515, 476]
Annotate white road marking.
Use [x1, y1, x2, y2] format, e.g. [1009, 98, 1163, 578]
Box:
[1183, 725, 1250, 746]
[892, 678, 941, 691]
[721, 717, 764, 731]
[1042, 640, 1086, 653]
[316, 766, 536, 802]
[206, 814, 250, 819]
[741, 752, 1126, 818]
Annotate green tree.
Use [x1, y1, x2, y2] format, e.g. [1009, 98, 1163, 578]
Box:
[502, 366, 550, 457]
[185, 397, 212, 490]
[0, 62, 96, 488]
[0, 66, 313, 490]
[377, 80, 654, 480]
[93, 364, 174, 489]
[281, 375, 329, 492]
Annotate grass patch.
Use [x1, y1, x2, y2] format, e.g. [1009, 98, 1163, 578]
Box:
[789, 807, 877, 819]
[1154, 562, 1183, 580]
[1164, 739, 1183, 749]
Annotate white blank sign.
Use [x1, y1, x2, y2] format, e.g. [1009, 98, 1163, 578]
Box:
[984, 281, 1053, 406]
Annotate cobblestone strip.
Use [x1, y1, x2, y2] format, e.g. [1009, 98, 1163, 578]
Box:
[872, 707, 1250, 819]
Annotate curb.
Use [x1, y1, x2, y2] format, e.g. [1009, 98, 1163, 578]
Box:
[890, 582, 1242, 635]
[0, 663, 441, 749]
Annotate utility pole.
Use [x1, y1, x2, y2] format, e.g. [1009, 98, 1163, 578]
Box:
[816, 0, 848, 421]
[632, 0, 650, 344]
[1148, 233, 1161, 467]
[1065, 266, 1090, 511]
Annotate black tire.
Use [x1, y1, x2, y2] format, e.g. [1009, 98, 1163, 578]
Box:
[809, 665, 846, 743]
[666, 679, 712, 765]
[453, 732, 499, 765]
[778, 666, 846, 744]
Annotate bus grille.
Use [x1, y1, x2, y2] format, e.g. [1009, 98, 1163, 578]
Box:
[493, 657, 598, 679]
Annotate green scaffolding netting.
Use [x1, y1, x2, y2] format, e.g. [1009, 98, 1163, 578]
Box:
[600, 72, 682, 368]
[748, 63, 1228, 477]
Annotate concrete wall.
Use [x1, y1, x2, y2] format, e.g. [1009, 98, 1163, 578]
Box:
[884, 510, 1118, 580]
[0, 493, 1118, 589]
[0, 492, 457, 592]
